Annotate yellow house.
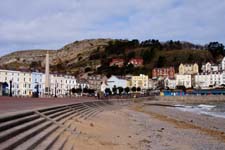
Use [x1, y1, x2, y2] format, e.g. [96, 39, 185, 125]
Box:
[179, 63, 199, 75]
[126, 80, 132, 87]
[131, 74, 149, 89]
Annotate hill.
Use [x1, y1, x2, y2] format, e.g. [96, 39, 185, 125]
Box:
[0, 39, 224, 76]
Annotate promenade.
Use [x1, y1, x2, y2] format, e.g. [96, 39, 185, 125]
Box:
[0, 96, 97, 115]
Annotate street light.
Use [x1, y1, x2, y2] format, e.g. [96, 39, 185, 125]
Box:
[35, 82, 39, 98]
[9, 80, 12, 97]
[55, 82, 58, 98]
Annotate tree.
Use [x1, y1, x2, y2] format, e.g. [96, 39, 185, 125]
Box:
[85, 67, 92, 73]
[156, 56, 166, 68]
[83, 87, 89, 93]
[118, 87, 124, 95]
[137, 87, 141, 92]
[112, 85, 117, 95]
[141, 48, 155, 64]
[76, 88, 82, 94]
[127, 51, 136, 60]
[207, 42, 225, 58]
[125, 87, 130, 94]
[105, 88, 111, 95]
[29, 61, 39, 69]
[131, 87, 137, 93]
[125, 64, 134, 74]
[140, 39, 162, 50]
[71, 88, 76, 94]
[131, 39, 140, 47]
[188, 54, 194, 62]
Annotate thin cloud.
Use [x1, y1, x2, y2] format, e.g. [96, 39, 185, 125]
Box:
[0, 0, 225, 55]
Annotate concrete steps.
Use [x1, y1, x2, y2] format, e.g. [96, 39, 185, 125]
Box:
[62, 136, 76, 150]
[49, 132, 70, 150]
[0, 100, 128, 150]
[0, 120, 52, 150]
[0, 117, 46, 144]
[14, 124, 59, 150]
[0, 114, 40, 132]
[34, 128, 65, 150]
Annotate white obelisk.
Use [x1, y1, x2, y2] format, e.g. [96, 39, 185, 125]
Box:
[45, 51, 50, 96]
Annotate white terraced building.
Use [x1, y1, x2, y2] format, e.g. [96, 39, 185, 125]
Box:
[164, 77, 176, 89]
[50, 74, 77, 97]
[201, 62, 220, 73]
[195, 71, 225, 88]
[0, 69, 77, 97]
[175, 74, 192, 88]
[0, 70, 20, 96]
[31, 72, 45, 97]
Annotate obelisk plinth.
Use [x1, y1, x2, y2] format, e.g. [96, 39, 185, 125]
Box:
[45, 51, 50, 95]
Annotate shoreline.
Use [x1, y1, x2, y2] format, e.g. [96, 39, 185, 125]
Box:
[64, 101, 225, 149]
[134, 103, 225, 141]
[152, 95, 225, 104]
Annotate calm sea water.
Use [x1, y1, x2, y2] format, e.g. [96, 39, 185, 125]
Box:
[175, 102, 225, 119]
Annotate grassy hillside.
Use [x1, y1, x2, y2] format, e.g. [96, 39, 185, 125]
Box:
[0, 39, 223, 76]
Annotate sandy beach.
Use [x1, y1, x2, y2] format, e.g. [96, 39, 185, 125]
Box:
[62, 100, 225, 150]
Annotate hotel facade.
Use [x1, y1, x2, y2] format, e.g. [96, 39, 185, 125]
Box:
[0, 69, 77, 97]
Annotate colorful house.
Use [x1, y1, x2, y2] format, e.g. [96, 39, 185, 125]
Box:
[31, 72, 45, 97]
[179, 63, 199, 75]
[110, 59, 125, 68]
[152, 67, 175, 79]
[128, 58, 144, 67]
[131, 74, 149, 89]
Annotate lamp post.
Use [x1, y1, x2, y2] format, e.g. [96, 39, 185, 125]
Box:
[35, 82, 39, 98]
[9, 80, 13, 97]
[54, 82, 58, 98]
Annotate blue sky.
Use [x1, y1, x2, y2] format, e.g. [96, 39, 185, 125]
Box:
[0, 0, 225, 56]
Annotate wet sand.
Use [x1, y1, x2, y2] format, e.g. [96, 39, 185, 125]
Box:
[67, 102, 225, 150]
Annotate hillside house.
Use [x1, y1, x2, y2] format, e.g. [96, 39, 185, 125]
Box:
[131, 74, 149, 89]
[201, 62, 219, 73]
[106, 76, 128, 91]
[109, 59, 125, 68]
[87, 75, 107, 90]
[128, 58, 144, 67]
[152, 67, 175, 79]
[179, 63, 199, 75]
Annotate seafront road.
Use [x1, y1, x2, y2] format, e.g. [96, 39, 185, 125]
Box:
[0, 96, 97, 115]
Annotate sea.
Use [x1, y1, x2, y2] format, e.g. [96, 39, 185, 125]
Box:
[175, 102, 225, 119]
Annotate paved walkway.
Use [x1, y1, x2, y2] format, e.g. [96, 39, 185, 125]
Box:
[0, 96, 98, 115]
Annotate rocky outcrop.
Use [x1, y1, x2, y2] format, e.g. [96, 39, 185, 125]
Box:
[0, 39, 112, 71]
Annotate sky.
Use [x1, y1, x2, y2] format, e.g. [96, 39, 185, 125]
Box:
[0, 0, 225, 56]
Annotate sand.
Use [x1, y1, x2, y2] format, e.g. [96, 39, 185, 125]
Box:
[65, 101, 225, 150]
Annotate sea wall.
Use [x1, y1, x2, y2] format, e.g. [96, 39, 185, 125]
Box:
[152, 96, 225, 103]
